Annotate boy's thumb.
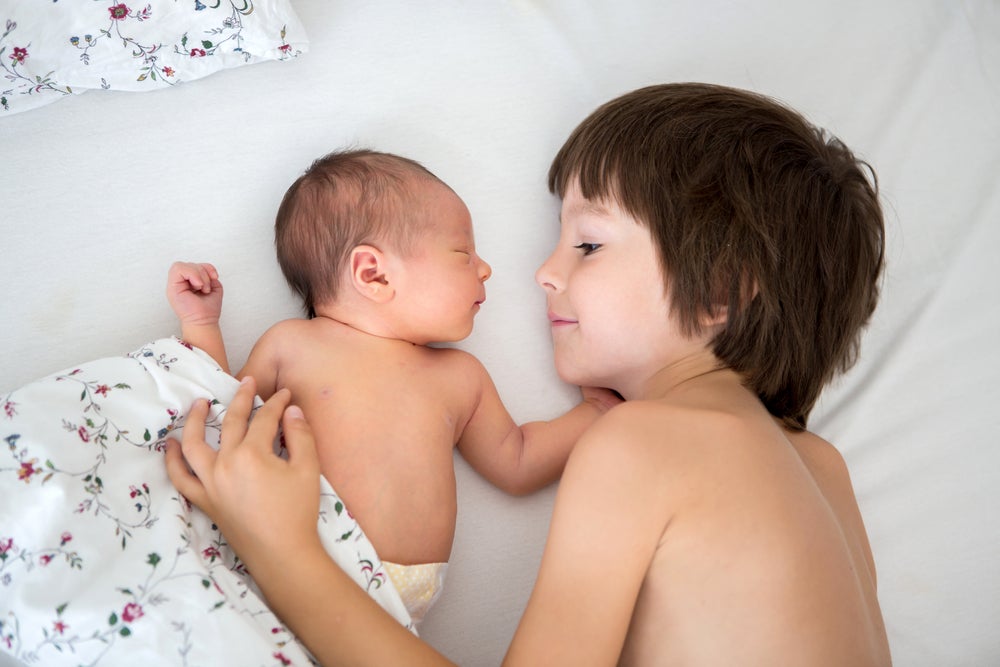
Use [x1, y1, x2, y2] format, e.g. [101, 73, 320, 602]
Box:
[282, 405, 319, 469]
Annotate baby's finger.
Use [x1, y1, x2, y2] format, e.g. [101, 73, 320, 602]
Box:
[220, 377, 257, 449]
[196, 263, 219, 293]
[164, 438, 209, 508]
[282, 404, 320, 472]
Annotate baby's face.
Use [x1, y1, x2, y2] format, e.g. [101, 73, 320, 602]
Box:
[388, 184, 492, 344]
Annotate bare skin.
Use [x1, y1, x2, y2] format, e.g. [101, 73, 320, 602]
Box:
[236, 316, 608, 565]
[511, 365, 890, 666]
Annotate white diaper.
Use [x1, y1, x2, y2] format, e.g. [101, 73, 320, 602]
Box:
[381, 560, 449, 626]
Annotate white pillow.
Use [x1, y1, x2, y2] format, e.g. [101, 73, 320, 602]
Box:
[1, 0, 308, 116]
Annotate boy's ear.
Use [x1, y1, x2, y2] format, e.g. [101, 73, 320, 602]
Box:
[350, 245, 393, 303]
[700, 304, 729, 329]
[701, 276, 759, 328]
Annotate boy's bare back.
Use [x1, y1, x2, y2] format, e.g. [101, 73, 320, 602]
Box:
[524, 369, 890, 665]
[241, 316, 490, 565]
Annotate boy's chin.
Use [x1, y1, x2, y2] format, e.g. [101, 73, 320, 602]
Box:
[553, 360, 597, 389]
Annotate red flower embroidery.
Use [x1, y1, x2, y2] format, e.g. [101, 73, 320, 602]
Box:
[273, 652, 291, 666]
[3, 400, 16, 418]
[202, 546, 221, 560]
[18, 461, 36, 482]
[95, 384, 110, 396]
[122, 602, 144, 623]
[0, 537, 13, 555]
[61, 532, 73, 545]
[163, 66, 175, 77]
[53, 620, 68, 634]
[108, 4, 129, 20]
[77, 426, 89, 442]
[279, 44, 291, 53]
[189, 48, 206, 57]
[39, 554, 53, 566]
[9, 46, 27, 64]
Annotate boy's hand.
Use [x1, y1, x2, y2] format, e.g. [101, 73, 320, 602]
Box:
[167, 261, 223, 326]
[165, 377, 323, 561]
[582, 386, 624, 413]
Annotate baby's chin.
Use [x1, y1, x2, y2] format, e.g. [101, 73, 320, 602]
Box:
[424, 324, 474, 346]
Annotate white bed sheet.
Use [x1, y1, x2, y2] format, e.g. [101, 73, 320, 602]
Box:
[2, 1, 998, 664]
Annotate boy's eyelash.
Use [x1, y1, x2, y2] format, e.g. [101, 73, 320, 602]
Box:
[574, 242, 601, 255]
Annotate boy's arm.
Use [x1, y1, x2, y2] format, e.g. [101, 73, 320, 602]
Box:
[456, 355, 621, 495]
[166, 261, 229, 373]
[504, 404, 671, 664]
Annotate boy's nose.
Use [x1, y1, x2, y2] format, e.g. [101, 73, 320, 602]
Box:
[535, 251, 561, 291]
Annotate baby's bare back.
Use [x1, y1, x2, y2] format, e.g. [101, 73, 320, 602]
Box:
[259, 320, 484, 565]
[618, 396, 890, 665]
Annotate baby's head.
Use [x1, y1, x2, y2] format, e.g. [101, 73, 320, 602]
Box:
[549, 83, 884, 429]
[275, 149, 450, 317]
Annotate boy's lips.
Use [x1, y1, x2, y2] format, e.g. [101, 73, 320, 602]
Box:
[547, 311, 577, 326]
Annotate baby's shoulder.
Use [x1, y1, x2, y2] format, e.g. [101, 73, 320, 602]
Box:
[258, 317, 313, 340]
[425, 345, 488, 374]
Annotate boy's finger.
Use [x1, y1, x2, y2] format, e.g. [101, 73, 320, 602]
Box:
[245, 389, 292, 452]
[282, 404, 320, 471]
[220, 378, 257, 448]
[164, 438, 209, 507]
[178, 399, 217, 473]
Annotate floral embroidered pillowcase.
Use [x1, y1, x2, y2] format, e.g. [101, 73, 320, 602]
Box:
[1, 0, 308, 116]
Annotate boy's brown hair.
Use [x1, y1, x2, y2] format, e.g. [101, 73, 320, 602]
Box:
[275, 149, 441, 317]
[549, 82, 884, 430]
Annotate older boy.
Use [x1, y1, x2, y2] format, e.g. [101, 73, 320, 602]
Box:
[167, 84, 891, 664]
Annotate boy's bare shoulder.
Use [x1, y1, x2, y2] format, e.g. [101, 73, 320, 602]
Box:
[566, 399, 735, 493]
[574, 398, 748, 462]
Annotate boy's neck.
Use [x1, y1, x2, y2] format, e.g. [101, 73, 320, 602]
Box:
[632, 352, 734, 401]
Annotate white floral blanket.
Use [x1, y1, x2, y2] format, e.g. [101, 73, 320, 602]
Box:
[0, 338, 412, 666]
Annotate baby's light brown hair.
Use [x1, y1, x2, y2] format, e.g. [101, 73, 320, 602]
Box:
[549, 83, 885, 430]
[275, 149, 443, 317]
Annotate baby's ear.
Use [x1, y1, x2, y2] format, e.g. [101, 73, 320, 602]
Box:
[349, 245, 393, 303]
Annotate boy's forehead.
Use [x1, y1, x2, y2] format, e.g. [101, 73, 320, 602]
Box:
[563, 197, 612, 219]
[560, 185, 631, 226]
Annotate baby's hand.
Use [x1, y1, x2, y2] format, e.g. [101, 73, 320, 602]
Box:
[167, 261, 223, 326]
[581, 386, 624, 413]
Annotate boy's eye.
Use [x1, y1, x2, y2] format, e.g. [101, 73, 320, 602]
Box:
[574, 242, 601, 256]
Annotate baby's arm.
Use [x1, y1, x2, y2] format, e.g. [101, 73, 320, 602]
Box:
[166, 261, 229, 373]
[457, 356, 621, 495]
